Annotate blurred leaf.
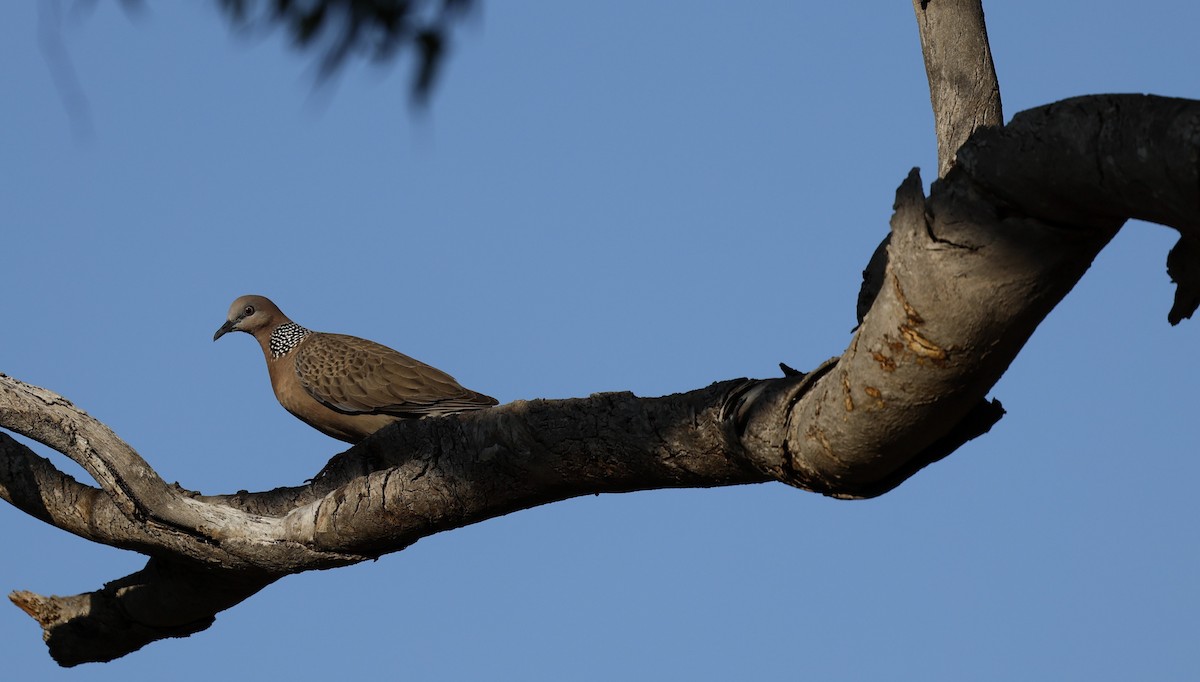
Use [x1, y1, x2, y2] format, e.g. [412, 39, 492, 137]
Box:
[210, 0, 477, 103]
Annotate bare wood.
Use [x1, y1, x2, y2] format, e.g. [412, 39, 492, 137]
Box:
[1, 376, 775, 665]
[2, 94, 1199, 665]
[860, 2, 1002, 330]
[10, 560, 275, 667]
[0, 374, 369, 571]
[912, 0, 1003, 177]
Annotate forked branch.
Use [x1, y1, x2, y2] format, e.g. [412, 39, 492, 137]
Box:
[5, 0, 1200, 662]
[4, 94, 1198, 665]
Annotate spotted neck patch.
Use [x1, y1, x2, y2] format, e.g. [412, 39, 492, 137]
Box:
[269, 322, 312, 359]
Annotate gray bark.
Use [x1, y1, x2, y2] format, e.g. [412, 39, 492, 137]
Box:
[3, 2, 1200, 668]
[911, 0, 1003, 177]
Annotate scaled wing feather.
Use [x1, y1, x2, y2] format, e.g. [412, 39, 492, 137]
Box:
[293, 334, 496, 417]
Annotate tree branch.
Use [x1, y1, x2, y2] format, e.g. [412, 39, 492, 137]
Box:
[859, 2, 1004, 330]
[911, 0, 1004, 177]
[11, 559, 276, 666]
[3, 94, 1199, 664]
[1, 375, 778, 664]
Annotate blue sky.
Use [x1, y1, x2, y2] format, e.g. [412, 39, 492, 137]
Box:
[2, 1, 1198, 679]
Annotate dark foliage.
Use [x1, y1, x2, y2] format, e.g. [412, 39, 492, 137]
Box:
[214, 0, 477, 103]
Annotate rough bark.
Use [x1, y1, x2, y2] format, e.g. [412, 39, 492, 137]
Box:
[912, 0, 1004, 177]
[4, 93, 1198, 664]
[4, 3, 1200, 667]
[1, 376, 775, 665]
[858, 1, 1005, 331]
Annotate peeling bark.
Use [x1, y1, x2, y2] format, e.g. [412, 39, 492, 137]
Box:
[4, 3, 1200, 667]
[4, 93, 1199, 663]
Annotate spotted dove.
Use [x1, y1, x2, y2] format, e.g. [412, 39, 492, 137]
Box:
[214, 295, 497, 443]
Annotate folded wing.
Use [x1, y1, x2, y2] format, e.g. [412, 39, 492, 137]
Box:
[293, 333, 497, 418]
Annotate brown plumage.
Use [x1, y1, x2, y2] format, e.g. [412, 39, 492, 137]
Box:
[214, 295, 497, 443]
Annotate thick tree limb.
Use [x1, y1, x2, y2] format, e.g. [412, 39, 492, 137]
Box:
[859, 3, 1005, 328]
[7, 0, 1197, 667]
[959, 94, 1200, 324]
[10, 560, 276, 666]
[1, 374, 778, 665]
[4, 94, 1200, 671]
